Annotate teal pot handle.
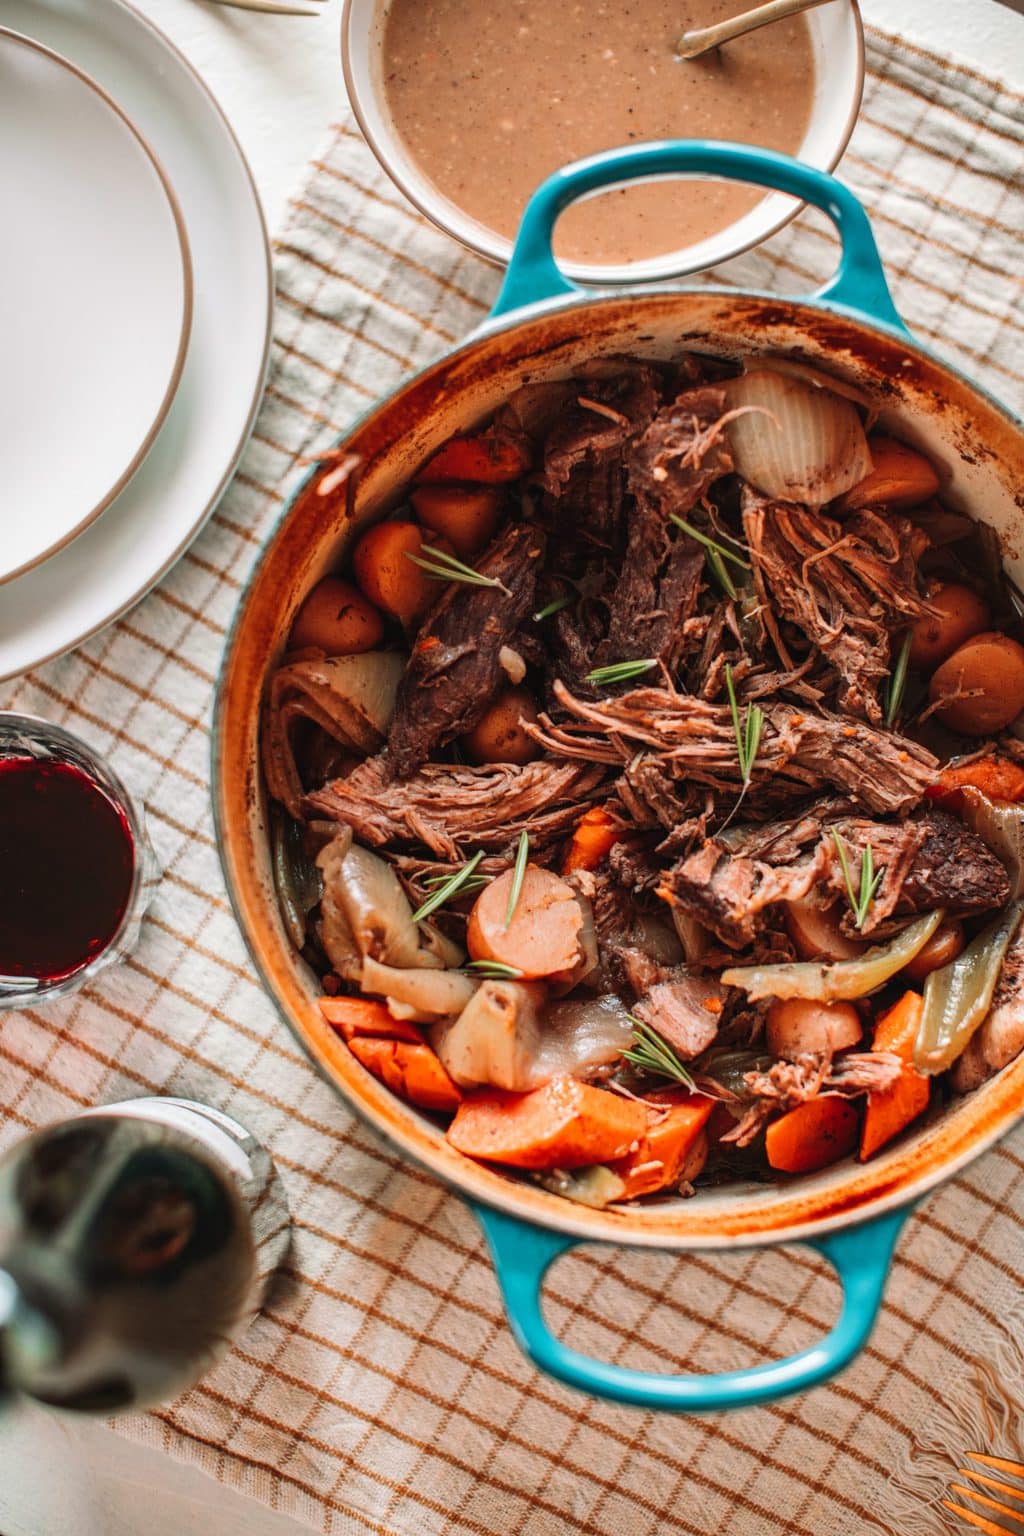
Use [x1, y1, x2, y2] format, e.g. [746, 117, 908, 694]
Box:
[492, 140, 908, 337]
[474, 1202, 909, 1412]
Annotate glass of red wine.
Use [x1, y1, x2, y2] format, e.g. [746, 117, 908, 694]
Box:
[0, 713, 159, 1007]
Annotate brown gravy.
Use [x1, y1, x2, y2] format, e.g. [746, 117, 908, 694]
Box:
[381, 0, 817, 267]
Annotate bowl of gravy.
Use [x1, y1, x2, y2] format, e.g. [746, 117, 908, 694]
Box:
[342, 0, 864, 282]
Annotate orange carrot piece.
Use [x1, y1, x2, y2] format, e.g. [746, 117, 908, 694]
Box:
[927, 755, 1024, 808]
[765, 1096, 859, 1174]
[447, 1076, 646, 1169]
[609, 1090, 714, 1198]
[416, 432, 532, 486]
[562, 806, 622, 875]
[317, 996, 423, 1043]
[859, 990, 930, 1161]
[348, 1037, 462, 1113]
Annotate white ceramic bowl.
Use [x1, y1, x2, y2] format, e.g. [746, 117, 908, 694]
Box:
[342, 0, 864, 283]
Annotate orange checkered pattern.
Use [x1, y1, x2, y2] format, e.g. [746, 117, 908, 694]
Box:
[2, 28, 1022, 1535]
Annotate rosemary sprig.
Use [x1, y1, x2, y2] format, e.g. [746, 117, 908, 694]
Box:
[404, 544, 510, 594]
[832, 831, 884, 931]
[465, 959, 524, 979]
[670, 515, 750, 570]
[884, 631, 913, 728]
[586, 658, 658, 687]
[621, 1016, 696, 1090]
[422, 870, 489, 893]
[724, 663, 764, 788]
[505, 830, 529, 929]
[533, 595, 572, 622]
[411, 851, 485, 923]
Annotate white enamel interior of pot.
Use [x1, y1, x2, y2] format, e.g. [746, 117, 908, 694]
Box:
[221, 288, 1024, 1249]
[342, 0, 865, 282]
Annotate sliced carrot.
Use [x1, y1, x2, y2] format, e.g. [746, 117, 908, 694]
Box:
[927, 755, 1024, 808]
[415, 431, 532, 486]
[859, 990, 930, 1161]
[835, 435, 941, 512]
[561, 806, 622, 875]
[410, 484, 502, 559]
[446, 1076, 646, 1169]
[317, 996, 422, 1043]
[348, 1037, 462, 1113]
[609, 1090, 714, 1198]
[765, 1096, 859, 1174]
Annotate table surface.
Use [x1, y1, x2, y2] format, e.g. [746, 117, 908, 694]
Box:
[2, 1, 1022, 1533]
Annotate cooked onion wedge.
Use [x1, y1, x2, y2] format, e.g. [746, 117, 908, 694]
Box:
[723, 368, 873, 507]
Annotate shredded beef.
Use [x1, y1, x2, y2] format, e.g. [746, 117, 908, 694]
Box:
[530, 679, 938, 817]
[306, 756, 607, 860]
[743, 492, 931, 722]
[723, 1050, 905, 1145]
[633, 972, 726, 1059]
[661, 838, 829, 949]
[596, 385, 733, 666]
[386, 524, 543, 779]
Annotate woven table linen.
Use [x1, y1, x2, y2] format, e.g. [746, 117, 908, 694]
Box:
[2, 25, 1023, 1536]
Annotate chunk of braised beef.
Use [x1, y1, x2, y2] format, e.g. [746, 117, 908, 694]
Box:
[306, 755, 608, 860]
[386, 524, 543, 779]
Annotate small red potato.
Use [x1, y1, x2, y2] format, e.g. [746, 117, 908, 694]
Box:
[836, 435, 941, 511]
[908, 583, 989, 671]
[785, 896, 865, 962]
[289, 577, 384, 655]
[901, 920, 965, 984]
[467, 864, 586, 983]
[352, 521, 453, 630]
[411, 485, 502, 560]
[928, 632, 1024, 735]
[461, 687, 541, 766]
[766, 998, 863, 1060]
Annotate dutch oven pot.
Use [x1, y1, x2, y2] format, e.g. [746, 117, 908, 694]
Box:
[214, 143, 1024, 1413]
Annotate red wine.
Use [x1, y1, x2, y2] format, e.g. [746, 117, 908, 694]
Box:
[0, 758, 134, 981]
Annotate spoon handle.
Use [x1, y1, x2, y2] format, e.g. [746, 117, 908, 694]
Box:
[677, 0, 833, 60]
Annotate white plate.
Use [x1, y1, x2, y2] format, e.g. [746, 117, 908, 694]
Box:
[0, 28, 192, 584]
[0, 0, 272, 680]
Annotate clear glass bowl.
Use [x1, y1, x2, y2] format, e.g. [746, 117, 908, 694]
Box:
[0, 712, 160, 1009]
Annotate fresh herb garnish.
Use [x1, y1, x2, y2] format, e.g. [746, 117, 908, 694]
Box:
[832, 831, 884, 931]
[465, 959, 524, 979]
[504, 830, 529, 929]
[411, 851, 485, 923]
[884, 631, 913, 728]
[622, 1016, 696, 1090]
[671, 516, 750, 577]
[422, 869, 489, 894]
[586, 659, 658, 687]
[405, 544, 510, 594]
[724, 663, 764, 788]
[533, 595, 572, 622]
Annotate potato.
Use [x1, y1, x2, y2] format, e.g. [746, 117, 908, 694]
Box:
[411, 485, 502, 560]
[461, 687, 541, 766]
[908, 583, 989, 671]
[766, 998, 862, 1060]
[928, 631, 1024, 735]
[352, 521, 452, 630]
[467, 864, 585, 983]
[785, 896, 865, 962]
[836, 435, 941, 511]
[289, 577, 384, 655]
[902, 920, 965, 984]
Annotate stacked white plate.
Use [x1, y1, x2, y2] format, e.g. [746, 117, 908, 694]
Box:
[0, 0, 273, 681]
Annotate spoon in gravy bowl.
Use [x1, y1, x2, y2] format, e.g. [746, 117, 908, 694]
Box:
[678, 0, 835, 60]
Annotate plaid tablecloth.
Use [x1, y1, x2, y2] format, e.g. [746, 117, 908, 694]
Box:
[3, 25, 1024, 1536]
